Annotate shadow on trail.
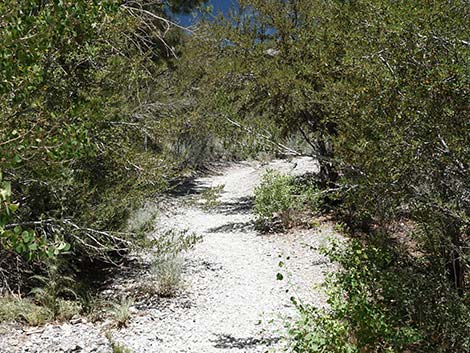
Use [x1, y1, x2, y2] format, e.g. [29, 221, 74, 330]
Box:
[167, 177, 212, 197]
[215, 196, 254, 215]
[206, 220, 255, 233]
[212, 334, 280, 349]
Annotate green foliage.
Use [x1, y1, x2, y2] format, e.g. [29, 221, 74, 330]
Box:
[0, 172, 46, 260]
[200, 184, 224, 210]
[151, 255, 183, 297]
[330, 0, 469, 294]
[0, 0, 199, 286]
[0, 296, 53, 326]
[254, 170, 319, 229]
[290, 238, 470, 353]
[105, 332, 132, 353]
[149, 229, 202, 257]
[0, 282, 80, 325]
[177, 0, 343, 176]
[109, 296, 133, 328]
[1, 172, 73, 273]
[254, 171, 297, 220]
[146, 228, 201, 297]
[30, 259, 79, 318]
[0, 0, 467, 346]
[179, 1, 468, 350]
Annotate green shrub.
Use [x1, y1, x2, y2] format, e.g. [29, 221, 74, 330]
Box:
[109, 297, 133, 328]
[200, 185, 225, 210]
[0, 261, 81, 325]
[289, 238, 470, 353]
[254, 170, 319, 229]
[144, 229, 201, 297]
[30, 259, 79, 318]
[0, 0, 201, 293]
[254, 170, 297, 219]
[0, 296, 52, 326]
[151, 255, 183, 297]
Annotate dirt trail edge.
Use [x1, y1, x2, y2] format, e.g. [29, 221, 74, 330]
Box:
[0, 158, 339, 353]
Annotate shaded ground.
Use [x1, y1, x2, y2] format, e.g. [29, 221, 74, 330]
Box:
[0, 157, 338, 353]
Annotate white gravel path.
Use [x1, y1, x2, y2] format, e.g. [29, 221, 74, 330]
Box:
[0, 157, 338, 353]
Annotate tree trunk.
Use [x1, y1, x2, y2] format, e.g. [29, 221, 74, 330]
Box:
[447, 222, 464, 296]
[317, 137, 338, 189]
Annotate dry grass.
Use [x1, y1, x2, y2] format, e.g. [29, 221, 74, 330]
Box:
[0, 296, 53, 326]
[151, 255, 183, 297]
[109, 297, 133, 328]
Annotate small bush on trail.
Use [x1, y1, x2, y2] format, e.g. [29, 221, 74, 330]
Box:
[254, 171, 297, 219]
[254, 170, 320, 230]
[151, 255, 183, 297]
[109, 296, 133, 328]
[105, 332, 132, 353]
[200, 185, 225, 210]
[145, 229, 200, 298]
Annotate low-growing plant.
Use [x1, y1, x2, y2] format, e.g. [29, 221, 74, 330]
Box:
[30, 259, 80, 319]
[143, 228, 201, 298]
[150, 229, 202, 257]
[151, 255, 183, 297]
[105, 332, 132, 353]
[0, 296, 52, 326]
[254, 170, 297, 219]
[200, 184, 225, 210]
[254, 170, 320, 230]
[109, 296, 134, 328]
[289, 238, 470, 353]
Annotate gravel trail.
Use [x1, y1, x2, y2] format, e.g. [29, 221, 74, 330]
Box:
[0, 158, 337, 353]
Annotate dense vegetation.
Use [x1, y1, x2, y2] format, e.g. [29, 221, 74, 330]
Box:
[0, 0, 202, 291]
[1, 0, 469, 351]
[180, 1, 469, 351]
